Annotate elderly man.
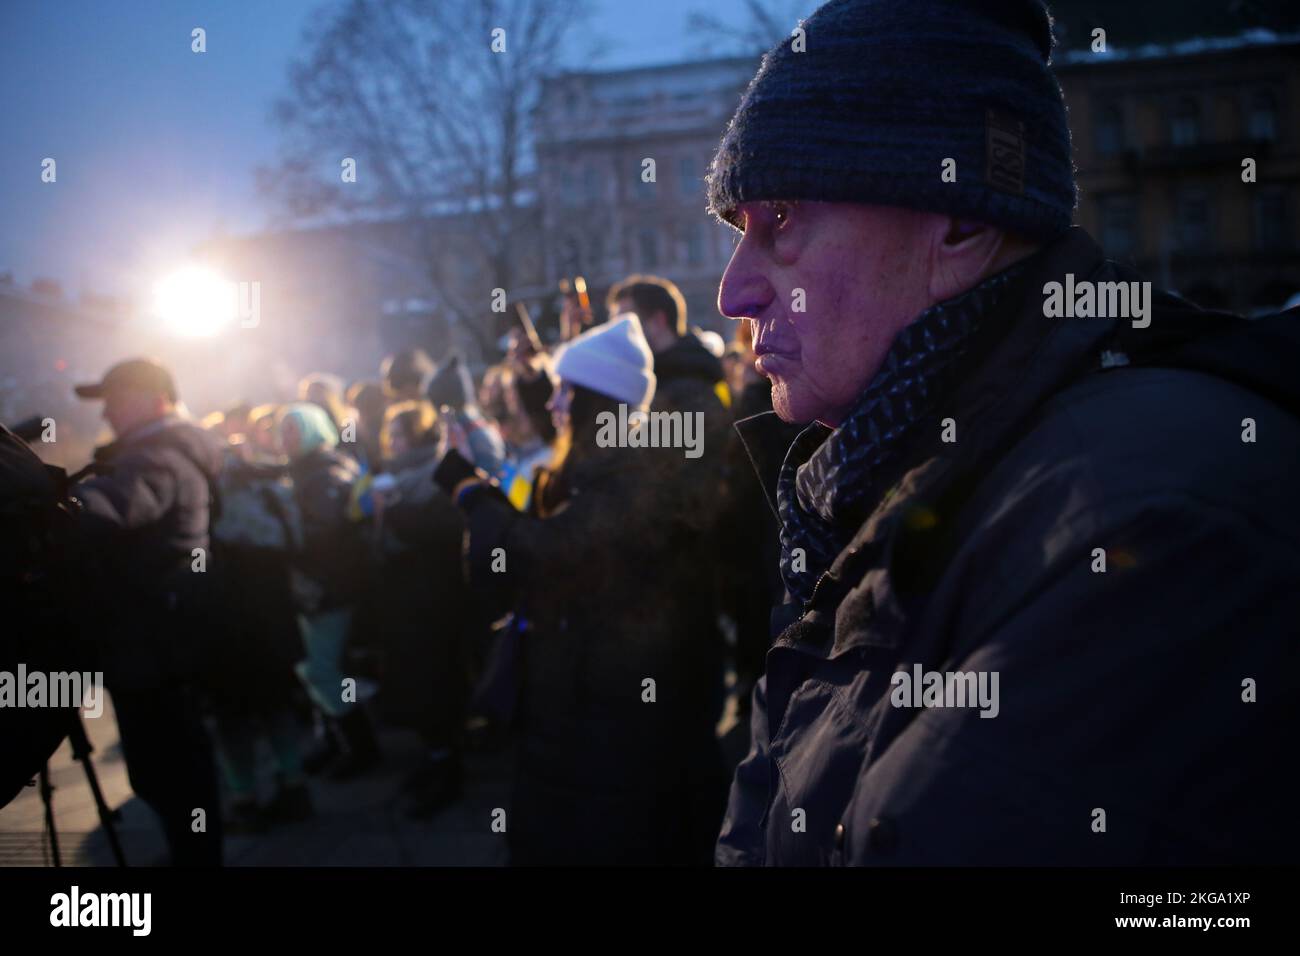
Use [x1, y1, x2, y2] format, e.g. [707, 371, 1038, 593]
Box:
[710, 0, 1300, 865]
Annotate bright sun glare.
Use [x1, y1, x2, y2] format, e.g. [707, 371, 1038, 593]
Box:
[153, 266, 236, 338]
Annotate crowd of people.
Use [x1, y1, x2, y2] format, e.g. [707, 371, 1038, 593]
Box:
[48, 274, 789, 866]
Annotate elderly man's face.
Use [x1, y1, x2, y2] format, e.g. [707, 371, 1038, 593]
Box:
[718, 201, 937, 426]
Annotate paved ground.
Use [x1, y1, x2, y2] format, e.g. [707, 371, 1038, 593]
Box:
[0, 695, 513, 867]
[1, 693, 748, 867]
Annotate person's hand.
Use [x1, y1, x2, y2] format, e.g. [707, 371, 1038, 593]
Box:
[437, 413, 472, 464]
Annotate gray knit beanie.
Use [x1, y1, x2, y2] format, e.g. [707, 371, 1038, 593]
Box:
[707, 0, 1077, 241]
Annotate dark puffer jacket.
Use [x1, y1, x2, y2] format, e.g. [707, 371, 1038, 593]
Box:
[718, 228, 1300, 866]
[446, 442, 729, 865]
[73, 415, 226, 690]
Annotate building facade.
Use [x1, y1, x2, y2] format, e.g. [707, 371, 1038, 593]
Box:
[533, 57, 756, 335]
[1057, 31, 1300, 313]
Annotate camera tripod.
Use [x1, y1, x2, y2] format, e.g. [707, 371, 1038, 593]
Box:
[37, 710, 126, 866]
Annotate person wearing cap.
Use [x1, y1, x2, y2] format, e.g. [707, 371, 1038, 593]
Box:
[710, 0, 1300, 865]
[434, 314, 728, 865]
[72, 357, 226, 866]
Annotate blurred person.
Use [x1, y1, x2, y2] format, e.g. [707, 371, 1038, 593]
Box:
[709, 0, 1300, 865]
[607, 274, 730, 427]
[277, 403, 381, 780]
[435, 315, 728, 865]
[345, 380, 388, 471]
[425, 353, 506, 477]
[495, 358, 557, 511]
[245, 404, 285, 461]
[220, 402, 253, 441]
[368, 400, 470, 818]
[381, 347, 435, 403]
[205, 420, 311, 832]
[606, 281, 734, 735]
[71, 358, 225, 865]
[298, 373, 352, 454]
[478, 360, 511, 426]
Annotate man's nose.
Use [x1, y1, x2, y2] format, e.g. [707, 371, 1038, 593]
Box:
[718, 239, 774, 321]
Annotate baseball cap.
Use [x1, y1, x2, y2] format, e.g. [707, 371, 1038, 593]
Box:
[74, 358, 178, 402]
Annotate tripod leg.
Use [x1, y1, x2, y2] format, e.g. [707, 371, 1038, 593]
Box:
[67, 714, 128, 867]
[39, 764, 61, 867]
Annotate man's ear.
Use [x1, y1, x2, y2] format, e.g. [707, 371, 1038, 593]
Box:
[927, 218, 1008, 304]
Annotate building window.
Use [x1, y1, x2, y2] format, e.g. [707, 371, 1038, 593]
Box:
[1175, 188, 1212, 253]
[1094, 103, 1125, 156]
[1248, 90, 1279, 142]
[1254, 188, 1289, 252]
[1098, 194, 1138, 258]
[638, 229, 658, 269]
[1169, 97, 1201, 147]
[684, 222, 705, 265]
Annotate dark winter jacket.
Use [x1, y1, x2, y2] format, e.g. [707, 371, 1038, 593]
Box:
[718, 380, 802, 687]
[372, 443, 469, 739]
[75, 415, 223, 573]
[653, 331, 732, 445]
[206, 449, 302, 708]
[718, 228, 1300, 866]
[445, 441, 729, 865]
[73, 415, 225, 689]
[287, 447, 365, 612]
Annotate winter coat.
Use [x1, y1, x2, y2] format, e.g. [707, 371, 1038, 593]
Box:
[653, 331, 732, 448]
[73, 415, 225, 690]
[75, 415, 223, 574]
[718, 228, 1300, 866]
[449, 441, 729, 865]
[206, 449, 303, 709]
[718, 380, 802, 687]
[371, 442, 469, 738]
[287, 447, 365, 613]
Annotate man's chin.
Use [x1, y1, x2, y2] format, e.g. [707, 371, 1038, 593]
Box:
[769, 381, 817, 426]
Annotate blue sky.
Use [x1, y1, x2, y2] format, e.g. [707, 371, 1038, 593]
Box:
[0, 0, 813, 297]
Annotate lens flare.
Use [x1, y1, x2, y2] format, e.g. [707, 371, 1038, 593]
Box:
[153, 266, 236, 337]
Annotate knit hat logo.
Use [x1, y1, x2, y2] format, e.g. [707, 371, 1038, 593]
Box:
[986, 109, 1026, 196]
